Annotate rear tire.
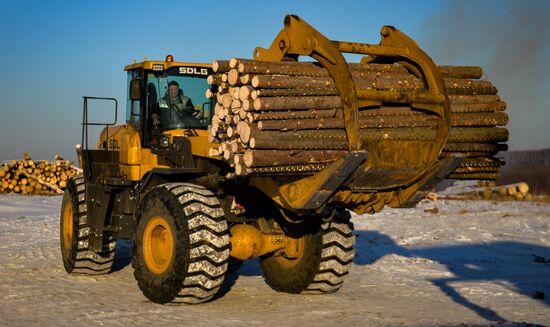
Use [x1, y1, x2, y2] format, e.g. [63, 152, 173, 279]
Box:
[260, 212, 355, 294]
[60, 176, 116, 275]
[132, 183, 230, 304]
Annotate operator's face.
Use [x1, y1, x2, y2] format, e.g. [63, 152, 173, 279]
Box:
[168, 85, 179, 99]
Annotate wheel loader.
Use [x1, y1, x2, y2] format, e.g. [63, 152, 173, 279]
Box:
[60, 15, 508, 304]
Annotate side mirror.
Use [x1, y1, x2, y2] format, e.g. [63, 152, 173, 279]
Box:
[130, 78, 142, 100]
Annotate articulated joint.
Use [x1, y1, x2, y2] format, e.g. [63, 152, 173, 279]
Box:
[229, 224, 301, 261]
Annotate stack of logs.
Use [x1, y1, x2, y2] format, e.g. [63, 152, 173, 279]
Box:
[480, 181, 532, 201]
[0, 154, 81, 195]
[430, 181, 533, 202]
[207, 58, 508, 178]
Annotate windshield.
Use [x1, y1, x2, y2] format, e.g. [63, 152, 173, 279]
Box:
[145, 66, 213, 131]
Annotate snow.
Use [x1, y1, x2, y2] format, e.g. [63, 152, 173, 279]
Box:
[0, 194, 549, 326]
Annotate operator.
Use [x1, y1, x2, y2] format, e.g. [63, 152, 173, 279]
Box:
[151, 81, 199, 128]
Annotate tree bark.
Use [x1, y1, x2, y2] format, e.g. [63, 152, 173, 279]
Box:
[212, 60, 231, 73]
[243, 149, 347, 167]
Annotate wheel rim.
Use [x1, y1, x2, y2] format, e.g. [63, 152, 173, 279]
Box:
[274, 237, 305, 269]
[62, 197, 73, 251]
[143, 216, 174, 275]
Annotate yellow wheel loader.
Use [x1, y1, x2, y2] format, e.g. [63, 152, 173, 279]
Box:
[59, 15, 507, 304]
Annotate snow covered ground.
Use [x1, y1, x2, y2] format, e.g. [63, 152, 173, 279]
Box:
[0, 194, 548, 326]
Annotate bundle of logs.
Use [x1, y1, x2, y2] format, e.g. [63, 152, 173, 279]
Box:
[206, 58, 508, 179]
[0, 154, 81, 195]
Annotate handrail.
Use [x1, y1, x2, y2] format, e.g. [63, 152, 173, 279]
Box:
[81, 96, 118, 151]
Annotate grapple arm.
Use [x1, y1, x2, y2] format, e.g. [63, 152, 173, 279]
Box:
[252, 15, 454, 213]
[254, 15, 450, 154]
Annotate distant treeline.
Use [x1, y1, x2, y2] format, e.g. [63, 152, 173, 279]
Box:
[499, 148, 550, 195]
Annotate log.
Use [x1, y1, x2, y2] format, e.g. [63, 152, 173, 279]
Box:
[448, 127, 509, 143]
[207, 74, 223, 85]
[228, 69, 240, 86]
[452, 166, 500, 174]
[221, 93, 233, 108]
[230, 140, 245, 153]
[244, 163, 328, 175]
[517, 182, 529, 195]
[252, 89, 503, 112]
[459, 157, 501, 168]
[251, 75, 336, 89]
[254, 96, 342, 111]
[449, 101, 507, 113]
[482, 188, 493, 199]
[238, 59, 329, 77]
[217, 82, 229, 92]
[444, 78, 497, 95]
[442, 143, 508, 153]
[241, 99, 252, 111]
[231, 99, 241, 113]
[232, 115, 241, 125]
[228, 86, 239, 100]
[239, 85, 254, 101]
[447, 172, 500, 180]
[252, 88, 339, 98]
[257, 117, 345, 131]
[234, 163, 244, 176]
[243, 149, 347, 167]
[229, 58, 241, 69]
[248, 74, 492, 95]
[256, 114, 440, 131]
[450, 112, 508, 127]
[448, 95, 501, 105]
[249, 135, 348, 150]
[212, 60, 231, 73]
[240, 74, 257, 85]
[249, 109, 339, 122]
[236, 58, 484, 79]
[513, 192, 524, 200]
[237, 121, 252, 143]
[205, 88, 215, 99]
[438, 65, 483, 79]
[244, 127, 508, 150]
[238, 107, 248, 120]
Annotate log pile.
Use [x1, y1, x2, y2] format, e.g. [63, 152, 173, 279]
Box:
[429, 181, 533, 201]
[483, 181, 533, 201]
[0, 154, 81, 195]
[207, 58, 508, 179]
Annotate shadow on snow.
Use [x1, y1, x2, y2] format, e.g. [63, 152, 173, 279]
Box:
[107, 230, 549, 322]
[353, 230, 550, 322]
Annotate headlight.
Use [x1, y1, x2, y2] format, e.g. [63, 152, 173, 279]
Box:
[159, 135, 170, 148]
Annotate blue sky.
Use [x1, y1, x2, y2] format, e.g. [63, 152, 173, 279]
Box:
[0, 0, 548, 162]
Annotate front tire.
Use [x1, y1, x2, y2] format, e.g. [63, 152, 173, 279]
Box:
[132, 183, 230, 304]
[260, 212, 355, 294]
[60, 176, 116, 275]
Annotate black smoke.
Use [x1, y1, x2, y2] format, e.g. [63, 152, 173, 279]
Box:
[418, 0, 550, 150]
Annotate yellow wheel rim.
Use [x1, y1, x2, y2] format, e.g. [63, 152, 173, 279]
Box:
[62, 198, 73, 251]
[275, 237, 305, 269]
[143, 216, 174, 275]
